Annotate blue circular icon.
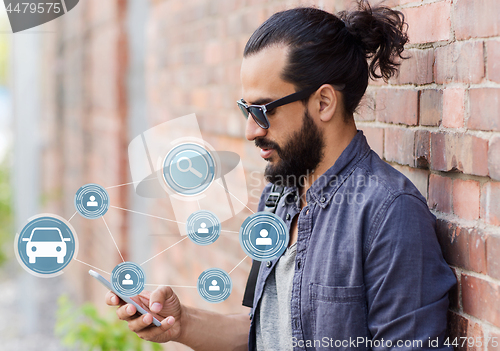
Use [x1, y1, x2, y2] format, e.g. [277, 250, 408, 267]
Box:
[75, 183, 110, 219]
[197, 268, 232, 303]
[15, 214, 78, 277]
[162, 143, 215, 196]
[111, 262, 146, 297]
[239, 212, 289, 261]
[186, 210, 221, 246]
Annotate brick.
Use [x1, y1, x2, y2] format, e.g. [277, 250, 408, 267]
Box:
[205, 41, 223, 65]
[488, 40, 500, 83]
[447, 312, 468, 351]
[375, 89, 418, 125]
[468, 88, 500, 132]
[487, 235, 500, 280]
[384, 127, 415, 166]
[448, 268, 460, 310]
[489, 332, 500, 351]
[453, 179, 480, 220]
[434, 41, 485, 84]
[393, 165, 429, 199]
[430, 132, 489, 176]
[382, 0, 419, 7]
[354, 90, 376, 122]
[361, 126, 384, 158]
[390, 48, 434, 85]
[428, 174, 452, 213]
[414, 130, 430, 169]
[454, 0, 500, 40]
[420, 89, 443, 126]
[403, 1, 451, 44]
[436, 220, 486, 273]
[489, 136, 500, 181]
[447, 311, 486, 351]
[481, 182, 500, 226]
[462, 274, 500, 328]
[442, 88, 465, 128]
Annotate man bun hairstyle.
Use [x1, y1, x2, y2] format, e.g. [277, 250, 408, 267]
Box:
[244, 0, 409, 118]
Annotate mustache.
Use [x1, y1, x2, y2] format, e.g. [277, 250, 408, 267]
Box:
[255, 138, 280, 151]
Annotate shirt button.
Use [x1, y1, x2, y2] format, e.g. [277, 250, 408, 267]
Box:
[305, 209, 309, 215]
[266, 261, 272, 268]
[320, 196, 326, 203]
[286, 213, 291, 220]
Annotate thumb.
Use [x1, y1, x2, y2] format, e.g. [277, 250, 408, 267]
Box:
[149, 286, 175, 313]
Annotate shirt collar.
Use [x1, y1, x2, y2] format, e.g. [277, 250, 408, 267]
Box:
[283, 130, 371, 209]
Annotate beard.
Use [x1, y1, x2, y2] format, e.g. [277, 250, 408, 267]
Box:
[255, 109, 325, 188]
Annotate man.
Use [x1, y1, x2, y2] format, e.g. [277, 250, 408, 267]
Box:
[106, 3, 456, 350]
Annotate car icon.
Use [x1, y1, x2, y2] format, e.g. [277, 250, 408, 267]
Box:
[22, 227, 71, 264]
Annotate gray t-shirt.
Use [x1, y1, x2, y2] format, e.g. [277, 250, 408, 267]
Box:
[255, 242, 297, 350]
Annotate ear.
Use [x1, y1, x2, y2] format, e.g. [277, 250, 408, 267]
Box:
[314, 84, 338, 122]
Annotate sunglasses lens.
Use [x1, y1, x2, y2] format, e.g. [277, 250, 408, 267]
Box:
[248, 107, 269, 129]
[237, 102, 249, 119]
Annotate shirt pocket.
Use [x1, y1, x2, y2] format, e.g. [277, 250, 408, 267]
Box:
[309, 283, 369, 349]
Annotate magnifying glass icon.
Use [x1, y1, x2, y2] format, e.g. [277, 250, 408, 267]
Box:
[176, 157, 203, 178]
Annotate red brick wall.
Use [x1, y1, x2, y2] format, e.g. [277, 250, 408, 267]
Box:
[355, 0, 500, 348]
[40, 0, 130, 303]
[39, 0, 500, 349]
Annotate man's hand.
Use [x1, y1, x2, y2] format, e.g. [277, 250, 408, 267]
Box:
[105, 286, 184, 343]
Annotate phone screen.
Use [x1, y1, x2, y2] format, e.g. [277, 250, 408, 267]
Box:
[88, 269, 162, 327]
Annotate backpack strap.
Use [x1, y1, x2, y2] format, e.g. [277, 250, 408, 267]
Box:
[242, 184, 286, 308]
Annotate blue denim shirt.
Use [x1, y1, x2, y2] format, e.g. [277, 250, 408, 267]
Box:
[248, 131, 456, 350]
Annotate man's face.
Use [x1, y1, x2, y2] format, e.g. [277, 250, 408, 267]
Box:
[240, 46, 325, 187]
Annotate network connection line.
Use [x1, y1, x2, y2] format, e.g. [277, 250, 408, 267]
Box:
[215, 180, 255, 214]
[68, 211, 78, 222]
[144, 284, 197, 289]
[140, 236, 189, 266]
[110, 205, 186, 225]
[220, 229, 239, 234]
[229, 256, 248, 275]
[105, 179, 146, 189]
[74, 258, 111, 275]
[102, 216, 125, 263]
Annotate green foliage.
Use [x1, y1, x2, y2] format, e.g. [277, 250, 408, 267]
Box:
[0, 157, 13, 266]
[55, 295, 163, 351]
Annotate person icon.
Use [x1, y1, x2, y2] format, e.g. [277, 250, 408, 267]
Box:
[256, 229, 273, 246]
[208, 279, 220, 291]
[122, 273, 134, 285]
[197, 222, 209, 234]
[87, 195, 99, 207]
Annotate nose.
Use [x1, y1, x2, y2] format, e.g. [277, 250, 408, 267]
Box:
[245, 114, 267, 141]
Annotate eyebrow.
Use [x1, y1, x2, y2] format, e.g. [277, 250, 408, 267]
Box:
[242, 97, 275, 106]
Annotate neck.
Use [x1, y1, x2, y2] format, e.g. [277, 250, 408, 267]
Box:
[297, 119, 358, 208]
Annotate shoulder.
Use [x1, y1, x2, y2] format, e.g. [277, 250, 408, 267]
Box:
[356, 150, 427, 205]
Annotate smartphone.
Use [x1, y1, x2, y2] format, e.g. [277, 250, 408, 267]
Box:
[88, 269, 162, 327]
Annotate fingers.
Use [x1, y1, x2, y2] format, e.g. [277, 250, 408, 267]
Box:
[133, 314, 176, 340]
[116, 303, 139, 321]
[149, 286, 175, 313]
[105, 291, 124, 307]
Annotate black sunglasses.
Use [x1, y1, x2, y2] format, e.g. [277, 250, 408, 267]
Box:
[237, 84, 345, 129]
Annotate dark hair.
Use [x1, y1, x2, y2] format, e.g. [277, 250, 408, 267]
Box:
[243, 1, 409, 118]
